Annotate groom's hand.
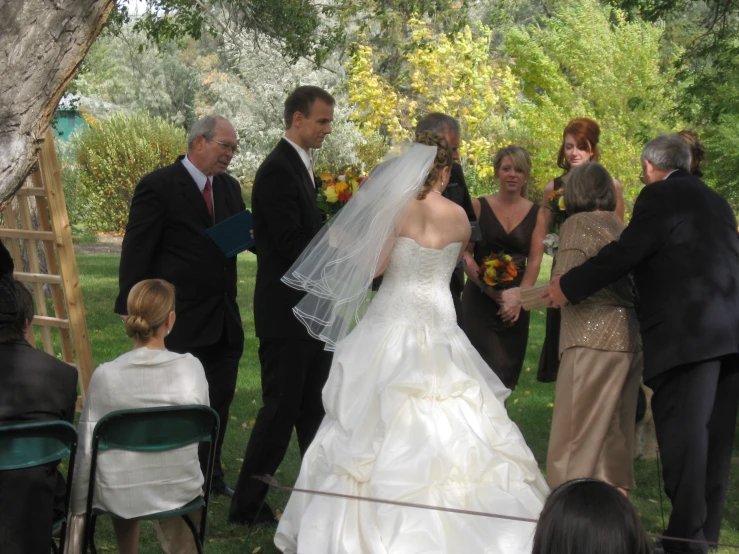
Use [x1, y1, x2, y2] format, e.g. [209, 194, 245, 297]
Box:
[542, 275, 570, 308]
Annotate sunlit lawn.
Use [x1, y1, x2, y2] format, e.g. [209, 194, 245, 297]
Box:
[73, 253, 739, 553]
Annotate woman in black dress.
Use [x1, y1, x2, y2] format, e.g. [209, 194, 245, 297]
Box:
[538, 118, 624, 383]
[462, 146, 548, 390]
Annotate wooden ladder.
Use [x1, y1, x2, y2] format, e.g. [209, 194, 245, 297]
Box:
[0, 127, 94, 403]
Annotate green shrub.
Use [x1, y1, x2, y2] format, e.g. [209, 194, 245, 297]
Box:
[70, 113, 187, 233]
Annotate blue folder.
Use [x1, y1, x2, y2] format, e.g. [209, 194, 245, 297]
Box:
[206, 209, 255, 258]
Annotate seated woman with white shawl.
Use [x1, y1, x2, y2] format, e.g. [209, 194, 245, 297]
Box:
[67, 279, 209, 554]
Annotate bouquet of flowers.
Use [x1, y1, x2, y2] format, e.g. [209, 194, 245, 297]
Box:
[543, 233, 559, 257]
[544, 188, 567, 256]
[548, 187, 567, 228]
[478, 251, 519, 327]
[316, 166, 363, 218]
[477, 251, 518, 290]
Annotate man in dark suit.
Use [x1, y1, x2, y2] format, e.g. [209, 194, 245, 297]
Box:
[415, 113, 476, 325]
[543, 134, 739, 554]
[0, 243, 78, 553]
[229, 86, 335, 525]
[115, 115, 246, 496]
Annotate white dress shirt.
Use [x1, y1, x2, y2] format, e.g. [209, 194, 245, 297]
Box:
[181, 155, 215, 213]
[283, 136, 315, 186]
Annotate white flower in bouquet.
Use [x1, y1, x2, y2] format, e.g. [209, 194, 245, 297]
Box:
[543, 233, 559, 257]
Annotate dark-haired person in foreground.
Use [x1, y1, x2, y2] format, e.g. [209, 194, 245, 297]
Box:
[0, 242, 78, 554]
[543, 134, 739, 554]
[229, 86, 335, 525]
[532, 479, 652, 554]
[115, 115, 246, 498]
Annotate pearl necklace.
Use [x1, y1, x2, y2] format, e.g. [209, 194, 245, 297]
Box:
[431, 189, 443, 195]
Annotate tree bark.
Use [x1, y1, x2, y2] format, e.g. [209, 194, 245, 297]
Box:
[0, 0, 115, 207]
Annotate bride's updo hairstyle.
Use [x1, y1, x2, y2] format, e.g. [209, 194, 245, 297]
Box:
[564, 162, 616, 215]
[125, 279, 176, 342]
[414, 130, 454, 200]
[557, 118, 601, 172]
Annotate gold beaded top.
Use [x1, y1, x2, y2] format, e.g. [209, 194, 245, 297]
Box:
[521, 211, 642, 355]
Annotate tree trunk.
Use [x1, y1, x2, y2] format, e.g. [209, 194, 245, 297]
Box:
[0, 0, 115, 207]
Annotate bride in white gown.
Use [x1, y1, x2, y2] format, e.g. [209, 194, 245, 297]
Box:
[274, 133, 549, 553]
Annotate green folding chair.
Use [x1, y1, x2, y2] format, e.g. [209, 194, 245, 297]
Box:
[81, 405, 219, 554]
[0, 420, 78, 554]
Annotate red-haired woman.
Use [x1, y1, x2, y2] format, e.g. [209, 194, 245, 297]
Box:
[537, 119, 624, 383]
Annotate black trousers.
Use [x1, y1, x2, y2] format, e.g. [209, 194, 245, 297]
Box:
[185, 334, 244, 486]
[0, 465, 58, 554]
[647, 355, 739, 554]
[229, 338, 332, 521]
[450, 266, 465, 328]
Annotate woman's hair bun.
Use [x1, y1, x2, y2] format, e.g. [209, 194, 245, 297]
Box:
[125, 314, 154, 340]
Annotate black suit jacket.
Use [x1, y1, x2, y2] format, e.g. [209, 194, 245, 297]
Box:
[252, 139, 325, 339]
[115, 157, 246, 350]
[560, 170, 739, 381]
[0, 341, 78, 553]
[443, 163, 475, 221]
[444, 163, 476, 294]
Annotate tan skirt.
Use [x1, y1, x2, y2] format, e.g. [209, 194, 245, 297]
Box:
[546, 347, 643, 490]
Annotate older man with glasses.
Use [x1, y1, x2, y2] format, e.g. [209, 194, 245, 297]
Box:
[115, 114, 247, 498]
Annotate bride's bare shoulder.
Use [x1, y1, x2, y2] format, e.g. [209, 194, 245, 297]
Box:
[435, 196, 471, 241]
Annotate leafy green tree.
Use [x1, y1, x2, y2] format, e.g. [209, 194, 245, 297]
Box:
[503, 0, 680, 203]
[607, 0, 739, 122]
[346, 0, 678, 204]
[73, 26, 200, 128]
[112, 0, 344, 65]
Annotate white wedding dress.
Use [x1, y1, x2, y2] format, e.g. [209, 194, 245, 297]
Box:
[274, 237, 549, 553]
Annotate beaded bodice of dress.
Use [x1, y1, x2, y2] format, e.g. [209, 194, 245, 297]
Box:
[366, 236, 462, 330]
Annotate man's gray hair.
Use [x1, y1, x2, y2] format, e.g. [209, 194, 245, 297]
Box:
[641, 134, 692, 172]
[188, 115, 228, 150]
[415, 113, 461, 137]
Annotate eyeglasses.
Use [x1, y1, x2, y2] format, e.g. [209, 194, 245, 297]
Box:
[212, 140, 239, 155]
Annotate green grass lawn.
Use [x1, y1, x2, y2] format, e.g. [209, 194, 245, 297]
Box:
[74, 253, 739, 553]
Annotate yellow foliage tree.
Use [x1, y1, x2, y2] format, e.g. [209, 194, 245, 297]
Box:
[346, 0, 679, 208]
[347, 20, 520, 181]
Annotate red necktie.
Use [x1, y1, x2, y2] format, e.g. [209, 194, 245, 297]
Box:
[203, 178, 214, 222]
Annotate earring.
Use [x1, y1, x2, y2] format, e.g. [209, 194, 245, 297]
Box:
[166, 329, 170, 336]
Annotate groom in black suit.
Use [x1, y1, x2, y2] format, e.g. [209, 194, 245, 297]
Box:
[115, 115, 246, 496]
[229, 86, 335, 525]
[544, 134, 739, 554]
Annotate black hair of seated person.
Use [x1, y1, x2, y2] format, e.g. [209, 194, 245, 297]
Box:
[0, 281, 34, 344]
[0, 241, 21, 342]
[532, 479, 653, 554]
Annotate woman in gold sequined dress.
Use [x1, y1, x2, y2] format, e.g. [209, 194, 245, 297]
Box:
[503, 162, 642, 495]
[537, 118, 625, 384]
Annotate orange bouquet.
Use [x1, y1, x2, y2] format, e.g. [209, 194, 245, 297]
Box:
[316, 166, 363, 217]
[477, 251, 518, 291]
[548, 188, 567, 227]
